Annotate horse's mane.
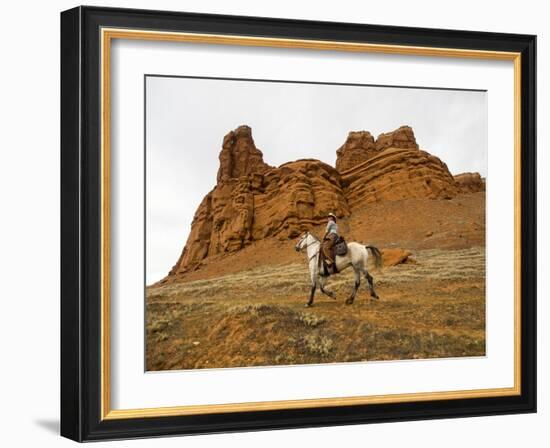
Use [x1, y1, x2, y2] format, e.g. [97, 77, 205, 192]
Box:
[306, 231, 320, 242]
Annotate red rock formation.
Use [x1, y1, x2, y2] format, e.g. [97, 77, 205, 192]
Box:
[454, 172, 486, 193]
[169, 127, 350, 275]
[252, 160, 350, 241]
[335, 126, 420, 174]
[217, 125, 271, 181]
[375, 125, 419, 152]
[380, 248, 413, 267]
[166, 124, 478, 279]
[340, 126, 458, 209]
[341, 147, 459, 209]
[335, 131, 377, 172]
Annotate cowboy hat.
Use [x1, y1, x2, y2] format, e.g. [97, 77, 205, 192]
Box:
[328, 213, 337, 220]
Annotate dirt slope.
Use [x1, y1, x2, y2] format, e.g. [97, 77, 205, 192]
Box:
[147, 246, 485, 370]
[160, 192, 485, 285]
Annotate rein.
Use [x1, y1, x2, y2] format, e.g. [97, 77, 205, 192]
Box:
[308, 250, 320, 262]
[298, 234, 321, 261]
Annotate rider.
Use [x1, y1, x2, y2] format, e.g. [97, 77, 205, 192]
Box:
[321, 213, 339, 267]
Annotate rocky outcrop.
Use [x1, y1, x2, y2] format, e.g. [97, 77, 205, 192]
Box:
[167, 124, 477, 278]
[341, 127, 459, 208]
[335, 125, 420, 175]
[380, 248, 413, 267]
[375, 125, 419, 151]
[217, 125, 272, 181]
[335, 131, 377, 172]
[252, 160, 350, 241]
[454, 172, 486, 194]
[169, 128, 350, 275]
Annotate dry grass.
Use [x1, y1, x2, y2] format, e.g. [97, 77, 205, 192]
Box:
[146, 247, 485, 370]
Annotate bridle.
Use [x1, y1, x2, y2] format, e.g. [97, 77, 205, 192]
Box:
[296, 233, 320, 261]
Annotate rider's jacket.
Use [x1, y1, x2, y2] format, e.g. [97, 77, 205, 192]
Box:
[326, 221, 338, 236]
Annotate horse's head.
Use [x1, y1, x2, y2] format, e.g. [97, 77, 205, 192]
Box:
[295, 232, 309, 252]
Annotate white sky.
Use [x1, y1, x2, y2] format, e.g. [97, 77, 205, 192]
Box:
[146, 76, 487, 284]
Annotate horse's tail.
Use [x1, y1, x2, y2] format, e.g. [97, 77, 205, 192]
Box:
[365, 245, 382, 269]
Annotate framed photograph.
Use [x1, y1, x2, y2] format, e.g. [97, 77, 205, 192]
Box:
[60, 6, 536, 441]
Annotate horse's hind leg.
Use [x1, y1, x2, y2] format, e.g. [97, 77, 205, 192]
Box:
[345, 270, 361, 305]
[319, 276, 336, 300]
[365, 271, 379, 300]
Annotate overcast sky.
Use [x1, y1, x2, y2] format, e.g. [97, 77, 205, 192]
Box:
[146, 76, 487, 284]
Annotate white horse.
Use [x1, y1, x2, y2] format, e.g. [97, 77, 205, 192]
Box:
[295, 232, 382, 307]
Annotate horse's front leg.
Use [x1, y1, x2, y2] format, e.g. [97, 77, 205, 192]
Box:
[306, 283, 317, 307]
[306, 267, 318, 307]
[319, 276, 336, 300]
[345, 269, 361, 305]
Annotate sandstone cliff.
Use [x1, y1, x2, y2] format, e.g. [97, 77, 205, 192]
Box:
[375, 125, 419, 151]
[167, 125, 479, 278]
[335, 131, 377, 172]
[454, 172, 486, 194]
[334, 126, 418, 172]
[340, 147, 459, 209]
[217, 125, 272, 181]
[169, 127, 350, 275]
[336, 126, 458, 208]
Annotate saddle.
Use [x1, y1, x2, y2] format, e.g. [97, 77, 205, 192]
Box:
[334, 235, 348, 256]
[319, 235, 348, 277]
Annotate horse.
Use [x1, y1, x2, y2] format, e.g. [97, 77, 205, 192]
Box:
[295, 231, 382, 307]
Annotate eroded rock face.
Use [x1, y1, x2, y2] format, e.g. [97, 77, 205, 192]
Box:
[166, 124, 476, 278]
[336, 125, 458, 209]
[335, 131, 377, 172]
[341, 147, 459, 209]
[454, 172, 486, 193]
[252, 160, 350, 241]
[335, 126, 421, 174]
[169, 128, 350, 275]
[380, 248, 413, 267]
[375, 125, 419, 151]
[217, 125, 272, 182]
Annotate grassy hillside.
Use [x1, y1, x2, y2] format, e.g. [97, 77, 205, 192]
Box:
[146, 246, 485, 370]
